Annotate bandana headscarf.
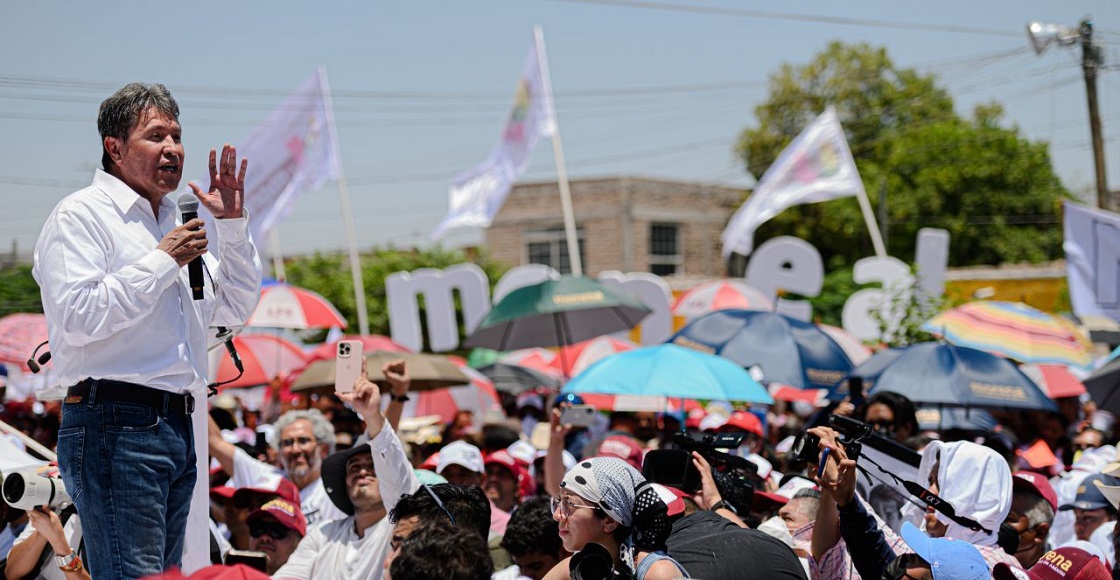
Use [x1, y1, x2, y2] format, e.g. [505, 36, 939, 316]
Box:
[560, 457, 645, 527]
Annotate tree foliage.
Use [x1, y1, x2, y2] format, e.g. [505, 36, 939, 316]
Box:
[736, 41, 1069, 269]
[0, 265, 43, 316]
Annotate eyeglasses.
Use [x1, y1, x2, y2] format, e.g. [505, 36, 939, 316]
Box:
[279, 436, 316, 449]
[249, 523, 291, 540]
[423, 483, 456, 525]
[550, 495, 599, 518]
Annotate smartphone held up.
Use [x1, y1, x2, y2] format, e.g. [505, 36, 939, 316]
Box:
[335, 340, 364, 394]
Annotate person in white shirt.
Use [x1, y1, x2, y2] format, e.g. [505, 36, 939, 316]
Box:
[209, 409, 347, 527]
[33, 82, 261, 580]
[272, 360, 419, 580]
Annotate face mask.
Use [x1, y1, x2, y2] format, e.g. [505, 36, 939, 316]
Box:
[756, 516, 795, 548]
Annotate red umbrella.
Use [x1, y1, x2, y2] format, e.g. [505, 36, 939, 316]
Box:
[549, 336, 638, 378]
[210, 334, 308, 390]
[1019, 363, 1087, 399]
[247, 285, 347, 329]
[671, 279, 774, 319]
[404, 365, 502, 424]
[305, 335, 411, 365]
[0, 313, 49, 372]
[499, 347, 559, 375]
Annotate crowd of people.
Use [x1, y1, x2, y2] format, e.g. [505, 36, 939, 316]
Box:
[4, 359, 1120, 580]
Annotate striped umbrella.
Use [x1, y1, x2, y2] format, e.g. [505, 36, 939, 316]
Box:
[0, 313, 48, 372]
[247, 284, 348, 329]
[404, 365, 503, 424]
[549, 336, 638, 378]
[921, 301, 1092, 368]
[671, 279, 774, 319]
[500, 348, 559, 374]
[209, 334, 308, 390]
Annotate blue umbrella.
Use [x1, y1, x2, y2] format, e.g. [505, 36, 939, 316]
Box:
[561, 344, 772, 404]
[850, 342, 1058, 412]
[668, 309, 854, 394]
[915, 407, 998, 432]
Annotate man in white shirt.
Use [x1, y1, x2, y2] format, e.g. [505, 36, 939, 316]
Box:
[272, 361, 419, 580]
[209, 409, 347, 527]
[33, 82, 261, 580]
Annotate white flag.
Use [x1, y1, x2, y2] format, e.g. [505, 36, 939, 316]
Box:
[721, 106, 865, 257]
[194, 68, 341, 244]
[431, 31, 557, 239]
[1064, 200, 1120, 321]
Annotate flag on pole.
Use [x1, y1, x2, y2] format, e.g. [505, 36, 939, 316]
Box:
[1064, 200, 1120, 321]
[721, 106, 866, 257]
[194, 68, 341, 244]
[431, 34, 558, 239]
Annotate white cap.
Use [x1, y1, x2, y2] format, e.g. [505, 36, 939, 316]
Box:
[507, 440, 538, 466]
[436, 440, 484, 475]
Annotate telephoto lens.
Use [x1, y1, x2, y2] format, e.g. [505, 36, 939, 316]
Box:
[789, 431, 822, 464]
[2, 472, 72, 511]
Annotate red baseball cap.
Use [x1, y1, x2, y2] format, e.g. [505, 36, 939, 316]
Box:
[717, 411, 763, 438]
[231, 476, 301, 507]
[993, 547, 1110, 580]
[209, 486, 237, 501]
[595, 435, 644, 471]
[246, 498, 307, 537]
[1013, 471, 1059, 512]
[485, 450, 535, 499]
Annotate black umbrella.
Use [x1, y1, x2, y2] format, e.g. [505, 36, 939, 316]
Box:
[1085, 357, 1120, 415]
[476, 362, 562, 395]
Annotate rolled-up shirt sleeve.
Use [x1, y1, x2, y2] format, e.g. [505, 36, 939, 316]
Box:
[370, 422, 420, 514]
[208, 213, 262, 327]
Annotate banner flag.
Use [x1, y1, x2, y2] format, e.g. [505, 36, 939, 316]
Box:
[1064, 200, 1120, 322]
[431, 34, 557, 239]
[193, 68, 341, 244]
[721, 106, 866, 257]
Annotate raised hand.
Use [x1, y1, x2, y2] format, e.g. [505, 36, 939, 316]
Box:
[338, 357, 385, 436]
[381, 359, 410, 397]
[188, 144, 247, 219]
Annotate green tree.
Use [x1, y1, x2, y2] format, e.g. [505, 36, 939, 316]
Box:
[736, 41, 1069, 269]
[284, 247, 508, 346]
[0, 265, 43, 316]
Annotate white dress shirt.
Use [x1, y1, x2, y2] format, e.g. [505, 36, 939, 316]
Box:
[33, 169, 262, 395]
[273, 422, 420, 580]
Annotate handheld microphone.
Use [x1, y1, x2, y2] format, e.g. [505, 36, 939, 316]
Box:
[26, 340, 51, 374]
[178, 196, 204, 300]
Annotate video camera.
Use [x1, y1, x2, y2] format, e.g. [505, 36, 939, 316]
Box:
[789, 414, 875, 464]
[2, 471, 72, 512]
[642, 431, 757, 514]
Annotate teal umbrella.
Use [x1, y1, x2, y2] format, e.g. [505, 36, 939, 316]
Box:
[464, 276, 652, 352]
[562, 344, 772, 404]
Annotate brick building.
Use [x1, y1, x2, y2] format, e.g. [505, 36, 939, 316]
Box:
[484, 176, 744, 277]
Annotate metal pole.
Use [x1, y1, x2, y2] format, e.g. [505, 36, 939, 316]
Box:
[1080, 20, 1110, 211]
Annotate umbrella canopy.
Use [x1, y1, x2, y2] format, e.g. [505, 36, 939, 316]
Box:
[476, 362, 562, 395]
[1019, 364, 1086, 399]
[290, 351, 469, 393]
[501, 347, 559, 374]
[210, 334, 308, 389]
[921, 301, 1093, 368]
[1085, 357, 1120, 415]
[578, 393, 704, 413]
[562, 344, 772, 404]
[0, 313, 48, 372]
[304, 335, 411, 365]
[464, 276, 651, 352]
[671, 279, 774, 319]
[819, 324, 873, 366]
[669, 309, 855, 393]
[247, 284, 348, 329]
[403, 366, 502, 424]
[549, 336, 638, 378]
[915, 407, 997, 432]
[850, 342, 1058, 412]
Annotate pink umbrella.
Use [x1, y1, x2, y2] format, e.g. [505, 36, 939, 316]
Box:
[0, 314, 49, 372]
[671, 280, 774, 319]
[210, 334, 308, 390]
[405, 365, 502, 424]
[549, 336, 638, 378]
[1019, 364, 1087, 399]
[247, 285, 347, 329]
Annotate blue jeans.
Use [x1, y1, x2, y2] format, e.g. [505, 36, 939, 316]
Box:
[58, 386, 196, 580]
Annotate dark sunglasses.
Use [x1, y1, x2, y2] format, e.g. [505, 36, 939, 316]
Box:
[249, 523, 291, 540]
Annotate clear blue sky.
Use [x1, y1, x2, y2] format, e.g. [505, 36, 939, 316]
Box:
[3, 1, 1118, 260]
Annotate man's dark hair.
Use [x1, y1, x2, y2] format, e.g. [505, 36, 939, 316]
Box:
[862, 391, 918, 436]
[97, 83, 180, 171]
[501, 497, 564, 559]
[389, 519, 493, 580]
[481, 424, 521, 454]
[390, 483, 490, 540]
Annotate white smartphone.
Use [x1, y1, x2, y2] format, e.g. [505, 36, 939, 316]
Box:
[335, 340, 364, 394]
[559, 404, 598, 428]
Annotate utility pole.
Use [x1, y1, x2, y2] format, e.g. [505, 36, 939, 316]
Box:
[1079, 20, 1111, 211]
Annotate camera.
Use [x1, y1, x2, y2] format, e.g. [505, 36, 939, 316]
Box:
[789, 414, 873, 464]
[2, 472, 72, 511]
[640, 431, 756, 514]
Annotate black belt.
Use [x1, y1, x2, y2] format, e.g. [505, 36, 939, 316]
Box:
[65, 379, 195, 415]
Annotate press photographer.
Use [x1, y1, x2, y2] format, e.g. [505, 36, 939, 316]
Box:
[2, 469, 88, 580]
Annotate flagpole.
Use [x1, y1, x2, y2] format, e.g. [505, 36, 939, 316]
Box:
[855, 187, 888, 258]
[269, 228, 288, 282]
[534, 26, 583, 277]
[318, 66, 371, 335]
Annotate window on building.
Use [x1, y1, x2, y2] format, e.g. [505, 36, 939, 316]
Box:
[649, 223, 681, 276]
[525, 227, 585, 274]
